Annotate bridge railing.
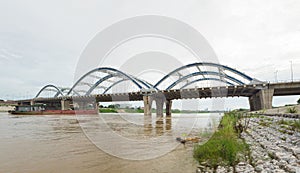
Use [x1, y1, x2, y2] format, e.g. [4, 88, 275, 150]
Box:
[266, 79, 300, 84]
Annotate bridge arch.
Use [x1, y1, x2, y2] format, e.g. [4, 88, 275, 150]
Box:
[154, 62, 258, 90]
[67, 67, 153, 96]
[35, 84, 65, 98]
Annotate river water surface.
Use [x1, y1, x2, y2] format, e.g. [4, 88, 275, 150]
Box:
[0, 112, 221, 173]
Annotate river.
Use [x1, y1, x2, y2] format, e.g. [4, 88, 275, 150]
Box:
[0, 112, 221, 173]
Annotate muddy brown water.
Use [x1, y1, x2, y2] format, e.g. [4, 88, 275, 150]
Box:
[0, 112, 221, 173]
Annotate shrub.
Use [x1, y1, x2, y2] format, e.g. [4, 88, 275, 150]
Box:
[194, 113, 248, 168]
[287, 106, 297, 113]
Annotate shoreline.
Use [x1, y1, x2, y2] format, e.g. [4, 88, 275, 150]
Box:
[194, 111, 300, 173]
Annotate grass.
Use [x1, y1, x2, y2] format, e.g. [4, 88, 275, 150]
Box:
[99, 108, 118, 113]
[277, 118, 300, 132]
[287, 106, 298, 113]
[123, 108, 144, 113]
[258, 119, 271, 127]
[292, 119, 300, 131]
[194, 112, 249, 169]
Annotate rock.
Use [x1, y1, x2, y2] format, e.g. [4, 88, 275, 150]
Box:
[238, 162, 247, 166]
[216, 166, 226, 173]
[285, 164, 298, 173]
[255, 165, 263, 172]
[235, 162, 255, 173]
[196, 168, 202, 173]
[277, 160, 287, 168]
[291, 147, 300, 159]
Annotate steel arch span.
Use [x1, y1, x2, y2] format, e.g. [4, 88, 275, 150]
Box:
[35, 84, 65, 98]
[35, 62, 261, 98]
[67, 67, 154, 96]
[154, 62, 261, 90]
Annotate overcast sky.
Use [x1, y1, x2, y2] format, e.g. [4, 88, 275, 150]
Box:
[0, 0, 299, 109]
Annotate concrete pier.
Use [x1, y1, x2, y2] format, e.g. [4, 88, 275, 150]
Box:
[249, 89, 274, 111]
[155, 97, 165, 116]
[165, 100, 172, 117]
[143, 96, 152, 116]
[61, 100, 71, 110]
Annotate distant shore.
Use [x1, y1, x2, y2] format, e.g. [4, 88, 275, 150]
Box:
[99, 107, 224, 114]
[0, 105, 14, 112]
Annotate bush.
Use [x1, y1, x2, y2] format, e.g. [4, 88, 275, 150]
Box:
[194, 113, 248, 168]
[287, 106, 297, 113]
[298, 98, 300, 104]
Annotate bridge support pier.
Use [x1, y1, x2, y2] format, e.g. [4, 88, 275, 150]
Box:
[143, 96, 152, 116]
[155, 98, 165, 117]
[249, 89, 274, 111]
[166, 100, 172, 117]
[30, 100, 35, 106]
[61, 100, 71, 110]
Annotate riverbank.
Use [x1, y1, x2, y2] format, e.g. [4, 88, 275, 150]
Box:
[194, 112, 300, 173]
[0, 105, 14, 112]
[99, 108, 220, 114]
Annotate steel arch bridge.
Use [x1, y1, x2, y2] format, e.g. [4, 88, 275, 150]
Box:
[35, 62, 261, 98]
[154, 62, 259, 90]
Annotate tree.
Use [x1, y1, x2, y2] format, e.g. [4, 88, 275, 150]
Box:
[108, 104, 115, 108]
[298, 98, 300, 104]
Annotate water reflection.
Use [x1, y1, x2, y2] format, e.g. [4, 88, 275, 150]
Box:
[143, 115, 172, 137]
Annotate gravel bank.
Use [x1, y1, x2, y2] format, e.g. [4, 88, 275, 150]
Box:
[197, 114, 300, 173]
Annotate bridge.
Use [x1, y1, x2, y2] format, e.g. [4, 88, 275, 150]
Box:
[15, 62, 300, 116]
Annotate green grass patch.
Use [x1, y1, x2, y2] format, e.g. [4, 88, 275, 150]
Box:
[287, 106, 298, 113]
[258, 119, 271, 127]
[277, 119, 300, 132]
[292, 119, 300, 131]
[99, 108, 118, 113]
[123, 108, 144, 113]
[194, 112, 249, 169]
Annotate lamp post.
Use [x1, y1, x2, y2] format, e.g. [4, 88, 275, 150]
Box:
[290, 61, 294, 82]
[274, 70, 278, 82]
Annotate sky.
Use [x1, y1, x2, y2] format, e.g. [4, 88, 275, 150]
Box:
[0, 0, 299, 110]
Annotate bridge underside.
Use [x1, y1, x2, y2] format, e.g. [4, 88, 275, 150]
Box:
[16, 82, 300, 114]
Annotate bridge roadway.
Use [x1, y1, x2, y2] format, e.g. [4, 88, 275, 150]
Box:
[16, 81, 300, 116]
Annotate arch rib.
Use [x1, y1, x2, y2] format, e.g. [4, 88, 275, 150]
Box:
[35, 84, 64, 98]
[67, 67, 147, 96]
[166, 71, 244, 90]
[154, 62, 254, 88]
[179, 78, 234, 89]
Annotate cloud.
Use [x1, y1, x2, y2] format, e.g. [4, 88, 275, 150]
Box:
[0, 0, 299, 107]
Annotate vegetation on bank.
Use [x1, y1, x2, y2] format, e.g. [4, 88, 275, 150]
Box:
[277, 118, 300, 132]
[98, 104, 219, 114]
[193, 112, 250, 169]
[99, 108, 118, 113]
[287, 106, 298, 113]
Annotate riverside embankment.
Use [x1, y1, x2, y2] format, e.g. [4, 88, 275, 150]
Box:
[194, 112, 300, 173]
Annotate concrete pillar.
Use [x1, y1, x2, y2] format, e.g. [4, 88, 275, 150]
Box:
[165, 100, 172, 117]
[95, 102, 99, 112]
[143, 96, 152, 116]
[249, 89, 274, 111]
[61, 100, 71, 110]
[155, 98, 164, 116]
[30, 100, 35, 106]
